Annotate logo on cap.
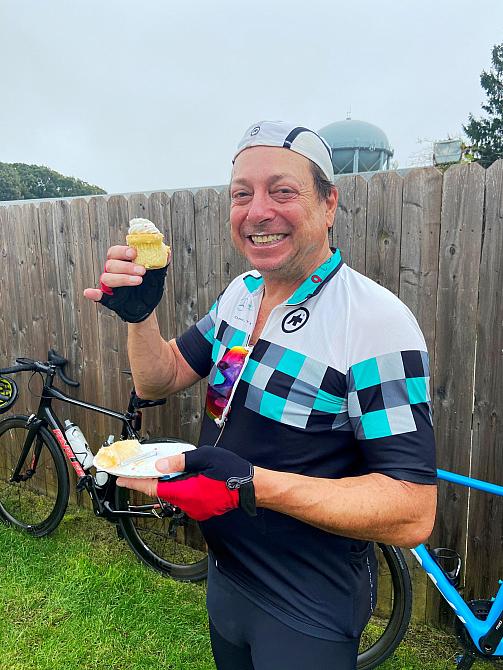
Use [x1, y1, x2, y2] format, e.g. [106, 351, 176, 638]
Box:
[250, 126, 260, 136]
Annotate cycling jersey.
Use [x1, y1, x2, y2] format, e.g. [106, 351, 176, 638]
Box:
[176, 249, 436, 641]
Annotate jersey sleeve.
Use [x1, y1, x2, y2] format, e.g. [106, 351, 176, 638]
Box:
[347, 349, 436, 484]
[176, 299, 218, 379]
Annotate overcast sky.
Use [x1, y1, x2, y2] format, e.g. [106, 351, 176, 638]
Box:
[2, 0, 502, 194]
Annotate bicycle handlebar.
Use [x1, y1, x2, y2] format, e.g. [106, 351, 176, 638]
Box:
[48, 349, 79, 387]
[0, 350, 80, 387]
[0, 363, 36, 374]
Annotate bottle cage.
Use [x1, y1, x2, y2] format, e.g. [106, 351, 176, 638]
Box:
[0, 376, 18, 414]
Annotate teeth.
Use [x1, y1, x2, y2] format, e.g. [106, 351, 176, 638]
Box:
[251, 234, 285, 244]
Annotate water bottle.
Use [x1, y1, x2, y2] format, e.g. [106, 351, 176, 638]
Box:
[94, 435, 114, 487]
[64, 419, 94, 470]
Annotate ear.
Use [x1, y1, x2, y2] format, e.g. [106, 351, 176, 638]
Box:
[325, 186, 338, 230]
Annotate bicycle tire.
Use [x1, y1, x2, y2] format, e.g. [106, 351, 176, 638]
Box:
[0, 415, 69, 537]
[357, 543, 412, 670]
[114, 484, 208, 582]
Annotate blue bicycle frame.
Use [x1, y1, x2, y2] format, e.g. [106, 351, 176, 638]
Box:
[411, 470, 503, 657]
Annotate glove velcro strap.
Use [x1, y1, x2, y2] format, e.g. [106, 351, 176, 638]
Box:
[238, 481, 257, 517]
[226, 465, 256, 517]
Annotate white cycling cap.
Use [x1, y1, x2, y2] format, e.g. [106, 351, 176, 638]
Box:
[233, 120, 335, 183]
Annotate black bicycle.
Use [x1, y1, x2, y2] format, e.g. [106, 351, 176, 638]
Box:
[0, 350, 208, 582]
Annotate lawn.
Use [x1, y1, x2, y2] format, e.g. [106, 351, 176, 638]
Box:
[0, 510, 212, 670]
[0, 508, 498, 670]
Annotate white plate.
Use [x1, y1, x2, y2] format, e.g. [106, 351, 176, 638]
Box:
[93, 441, 196, 478]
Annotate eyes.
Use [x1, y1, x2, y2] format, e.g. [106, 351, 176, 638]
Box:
[231, 187, 297, 203]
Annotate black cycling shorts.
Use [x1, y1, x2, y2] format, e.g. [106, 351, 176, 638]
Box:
[207, 560, 359, 670]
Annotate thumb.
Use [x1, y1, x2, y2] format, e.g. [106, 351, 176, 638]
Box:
[155, 453, 186, 474]
[83, 287, 103, 302]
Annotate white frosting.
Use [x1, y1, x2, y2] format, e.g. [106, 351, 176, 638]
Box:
[128, 218, 160, 235]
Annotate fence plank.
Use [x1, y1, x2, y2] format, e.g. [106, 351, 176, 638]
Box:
[365, 172, 403, 293]
[332, 175, 367, 273]
[170, 191, 201, 446]
[2, 204, 47, 414]
[144, 191, 180, 439]
[219, 189, 250, 287]
[42, 199, 81, 503]
[465, 160, 503, 601]
[36, 201, 77, 502]
[0, 206, 34, 421]
[195, 189, 222, 315]
[12, 204, 48, 361]
[68, 199, 105, 456]
[0, 207, 18, 368]
[99, 195, 130, 427]
[427, 162, 485, 628]
[0, 206, 9, 365]
[86, 195, 119, 448]
[194, 189, 222, 419]
[399, 167, 441, 612]
[38, 202, 68, 358]
[50, 200, 80, 374]
[399, 168, 442, 379]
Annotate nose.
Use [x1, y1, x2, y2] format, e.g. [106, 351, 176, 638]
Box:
[245, 190, 275, 225]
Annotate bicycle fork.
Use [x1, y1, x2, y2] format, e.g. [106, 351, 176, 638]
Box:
[10, 415, 47, 483]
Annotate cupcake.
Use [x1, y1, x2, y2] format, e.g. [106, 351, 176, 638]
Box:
[126, 218, 170, 269]
[94, 439, 141, 470]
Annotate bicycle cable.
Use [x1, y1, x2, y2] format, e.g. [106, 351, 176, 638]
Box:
[27, 370, 50, 400]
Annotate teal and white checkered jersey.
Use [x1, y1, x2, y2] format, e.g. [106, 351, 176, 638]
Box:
[179, 249, 433, 446]
[175, 248, 436, 641]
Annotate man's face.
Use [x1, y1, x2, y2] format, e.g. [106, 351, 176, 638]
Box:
[230, 146, 337, 281]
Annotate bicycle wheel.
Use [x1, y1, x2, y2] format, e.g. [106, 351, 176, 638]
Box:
[357, 543, 412, 670]
[115, 484, 208, 582]
[0, 415, 69, 537]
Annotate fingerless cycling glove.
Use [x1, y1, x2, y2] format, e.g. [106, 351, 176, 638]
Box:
[157, 445, 256, 521]
[99, 266, 167, 323]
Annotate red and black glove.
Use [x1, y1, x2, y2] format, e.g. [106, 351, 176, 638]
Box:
[99, 266, 167, 323]
[156, 446, 256, 521]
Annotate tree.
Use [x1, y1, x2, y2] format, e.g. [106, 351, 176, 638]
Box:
[464, 42, 503, 168]
[0, 163, 23, 201]
[0, 162, 106, 202]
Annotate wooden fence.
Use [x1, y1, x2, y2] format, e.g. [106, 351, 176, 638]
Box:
[0, 161, 501, 628]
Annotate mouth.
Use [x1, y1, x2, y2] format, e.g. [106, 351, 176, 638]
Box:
[248, 233, 287, 246]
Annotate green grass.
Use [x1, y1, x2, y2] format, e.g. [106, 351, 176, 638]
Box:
[0, 510, 212, 670]
[0, 508, 500, 670]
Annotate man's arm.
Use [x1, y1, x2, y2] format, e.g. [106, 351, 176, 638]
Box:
[84, 245, 201, 398]
[127, 313, 201, 398]
[118, 455, 436, 548]
[253, 468, 436, 548]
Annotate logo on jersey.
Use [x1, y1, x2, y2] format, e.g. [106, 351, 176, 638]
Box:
[250, 125, 260, 136]
[282, 308, 310, 333]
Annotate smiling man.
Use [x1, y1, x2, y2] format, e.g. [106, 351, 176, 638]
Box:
[85, 120, 437, 670]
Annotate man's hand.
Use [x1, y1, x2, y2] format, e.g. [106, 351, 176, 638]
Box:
[84, 245, 144, 302]
[83, 245, 169, 323]
[116, 452, 186, 497]
[117, 447, 256, 521]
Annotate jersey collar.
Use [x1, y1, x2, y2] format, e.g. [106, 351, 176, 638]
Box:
[286, 248, 343, 305]
[241, 248, 343, 305]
